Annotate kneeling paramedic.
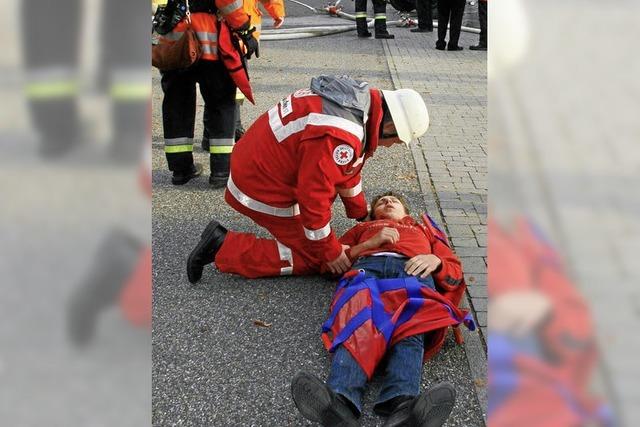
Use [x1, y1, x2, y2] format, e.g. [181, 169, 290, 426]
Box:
[186, 75, 430, 281]
[291, 192, 475, 427]
[155, 0, 259, 186]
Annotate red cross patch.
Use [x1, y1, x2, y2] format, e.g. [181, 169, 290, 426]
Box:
[333, 144, 354, 165]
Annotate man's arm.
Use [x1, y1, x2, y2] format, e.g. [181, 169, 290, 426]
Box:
[345, 227, 399, 260]
[297, 137, 359, 272]
[336, 173, 368, 220]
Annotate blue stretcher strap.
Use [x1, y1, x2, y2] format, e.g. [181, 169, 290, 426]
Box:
[322, 283, 368, 332]
[368, 279, 394, 344]
[328, 307, 371, 352]
[463, 312, 476, 331]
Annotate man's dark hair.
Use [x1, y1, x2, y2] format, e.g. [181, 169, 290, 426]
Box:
[369, 191, 411, 219]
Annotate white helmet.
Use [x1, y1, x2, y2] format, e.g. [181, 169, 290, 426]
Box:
[381, 89, 429, 144]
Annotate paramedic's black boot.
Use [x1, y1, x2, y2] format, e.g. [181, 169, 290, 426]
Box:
[209, 153, 230, 189]
[291, 372, 359, 427]
[187, 220, 227, 284]
[356, 17, 372, 38]
[171, 163, 202, 185]
[382, 383, 456, 427]
[374, 18, 395, 39]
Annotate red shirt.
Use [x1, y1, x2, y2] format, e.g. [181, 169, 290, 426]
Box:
[339, 216, 464, 290]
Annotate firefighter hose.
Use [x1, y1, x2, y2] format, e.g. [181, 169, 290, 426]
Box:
[262, 0, 480, 40]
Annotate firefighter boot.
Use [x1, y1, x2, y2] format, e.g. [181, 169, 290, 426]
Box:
[356, 17, 372, 38]
[209, 153, 231, 188]
[374, 18, 395, 39]
[291, 372, 359, 427]
[382, 383, 456, 427]
[187, 220, 228, 284]
[171, 163, 203, 185]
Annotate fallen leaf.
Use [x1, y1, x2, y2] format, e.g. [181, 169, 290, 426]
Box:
[253, 320, 272, 328]
[474, 378, 487, 387]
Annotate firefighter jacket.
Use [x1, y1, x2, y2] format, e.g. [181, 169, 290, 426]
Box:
[339, 215, 464, 292]
[244, 0, 285, 39]
[160, 0, 250, 61]
[227, 75, 384, 263]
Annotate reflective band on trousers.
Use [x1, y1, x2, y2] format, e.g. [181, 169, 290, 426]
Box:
[337, 180, 363, 198]
[165, 137, 194, 153]
[219, 0, 243, 15]
[110, 83, 150, 100]
[355, 12, 367, 18]
[375, 14, 386, 19]
[304, 223, 331, 241]
[268, 107, 364, 143]
[209, 138, 234, 154]
[277, 241, 293, 275]
[26, 81, 78, 98]
[227, 174, 301, 217]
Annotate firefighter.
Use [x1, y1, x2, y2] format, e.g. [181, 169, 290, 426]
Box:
[186, 75, 430, 281]
[201, 0, 286, 171]
[355, 0, 394, 39]
[157, 0, 258, 186]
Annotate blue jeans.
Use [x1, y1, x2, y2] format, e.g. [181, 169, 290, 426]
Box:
[326, 256, 433, 414]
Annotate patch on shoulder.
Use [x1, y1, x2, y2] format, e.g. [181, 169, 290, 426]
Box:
[279, 95, 293, 117]
[333, 144, 354, 165]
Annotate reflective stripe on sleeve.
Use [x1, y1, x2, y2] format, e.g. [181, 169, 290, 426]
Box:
[219, 0, 243, 15]
[304, 223, 331, 241]
[201, 45, 218, 55]
[337, 181, 363, 198]
[227, 174, 301, 217]
[196, 32, 218, 42]
[277, 241, 293, 275]
[268, 107, 364, 143]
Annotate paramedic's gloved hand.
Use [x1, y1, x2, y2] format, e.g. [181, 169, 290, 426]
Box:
[405, 254, 441, 278]
[327, 246, 352, 275]
[238, 27, 260, 59]
[273, 17, 285, 28]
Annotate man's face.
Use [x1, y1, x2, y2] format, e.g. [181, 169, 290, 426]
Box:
[372, 195, 408, 221]
[379, 120, 404, 147]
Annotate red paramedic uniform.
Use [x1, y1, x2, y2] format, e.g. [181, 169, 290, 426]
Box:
[214, 77, 384, 278]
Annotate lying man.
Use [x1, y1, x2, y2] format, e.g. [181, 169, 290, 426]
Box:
[187, 75, 430, 281]
[290, 192, 474, 427]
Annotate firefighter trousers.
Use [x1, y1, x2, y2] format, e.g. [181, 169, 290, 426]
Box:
[161, 60, 236, 173]
[437, 0, 466, 48]
[213, 189, 326, 278]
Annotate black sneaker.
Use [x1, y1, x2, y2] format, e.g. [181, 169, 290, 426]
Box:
[171, 163, 202, 185]
[469, 44, 487, 51]
[187, 220, 228, 284]
[291, 372, 359, 427]
[410, 27, 433, 33]
[383, 383, 456, 427]
[447, 45, 463, 51]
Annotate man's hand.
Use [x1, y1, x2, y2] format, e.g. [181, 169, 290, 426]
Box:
[237, 27, 260, 59]
[368, 227, 399, 248]
[326, 245, 352, 275]
[404, 254, 441, 278]
[273, 17, 285, 29]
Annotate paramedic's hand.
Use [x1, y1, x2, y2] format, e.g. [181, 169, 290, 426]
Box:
[327, 245, 351, 275]
[369, 227, 399, 248]
[273, 17, 285, 28]
[405, 254, 441, 278]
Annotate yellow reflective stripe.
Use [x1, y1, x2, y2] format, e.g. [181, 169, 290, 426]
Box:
[164, 144, 193, 153]
[355, 12, 368, 18]
[110, 83, 150, 100]
[25, 81, 78, 99]
[209, 146, 234, 154]
[374, 14, 386, 20]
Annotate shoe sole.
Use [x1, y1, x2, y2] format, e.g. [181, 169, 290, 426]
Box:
[186, 220, 221, 284]
[291, 373, 357, 427]
[411, 383, 456, 427]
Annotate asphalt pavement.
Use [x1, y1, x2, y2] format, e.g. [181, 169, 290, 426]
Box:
[152, 1, 486, 425]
